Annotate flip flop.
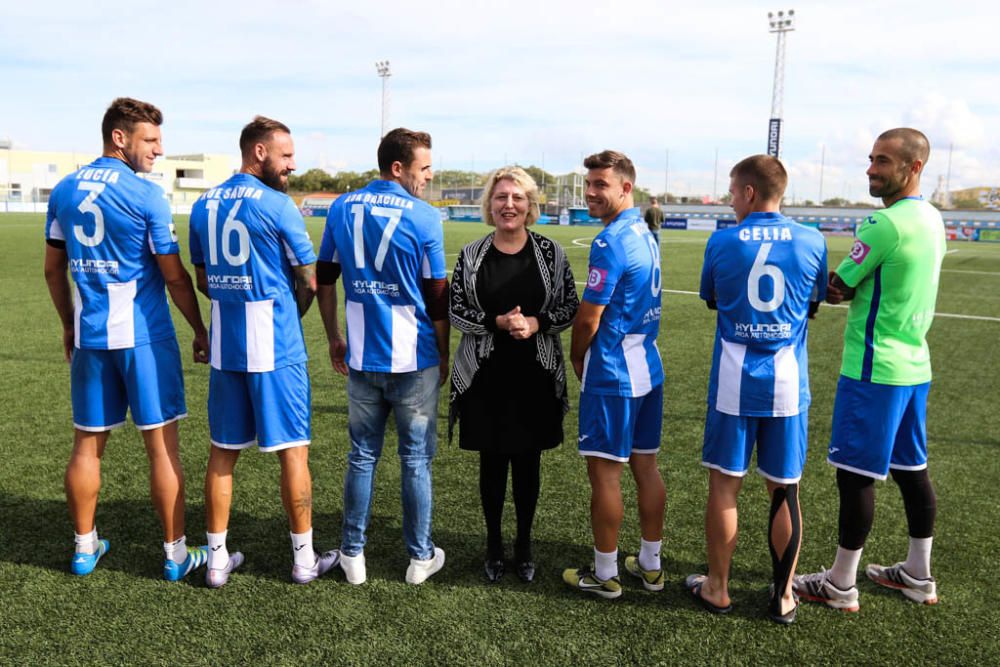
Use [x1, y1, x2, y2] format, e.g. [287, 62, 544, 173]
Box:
[768, 600, 798, 625]
[767, 583, 799, 624]
[684, 573, 733, 615]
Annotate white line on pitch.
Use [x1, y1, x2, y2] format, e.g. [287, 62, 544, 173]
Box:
[565, 285, 1000, 322]
[941, 269, 1000, 276]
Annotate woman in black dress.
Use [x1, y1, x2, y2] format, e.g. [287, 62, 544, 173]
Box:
[449, 167, 578, 582]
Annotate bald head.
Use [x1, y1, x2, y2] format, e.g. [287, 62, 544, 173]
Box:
[877, 128, 930, 165]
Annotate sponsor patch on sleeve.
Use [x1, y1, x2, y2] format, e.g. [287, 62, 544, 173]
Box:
[848, 239, 871, 265]
[586, 266, 608, 292]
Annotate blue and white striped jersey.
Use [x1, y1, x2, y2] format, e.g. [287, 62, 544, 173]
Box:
[699, 212, 828, 416]
[46, 156, 178, 350]
[318, 180, 446, 373]
[189, 173, 316, 373]
[581, 207, 664, 397]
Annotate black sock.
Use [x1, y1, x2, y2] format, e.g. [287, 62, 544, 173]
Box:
[837, 469, 875, 550]
[891, 468, 936, 538]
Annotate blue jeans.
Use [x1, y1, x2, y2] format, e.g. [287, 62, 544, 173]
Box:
[342, 365, 440, 560]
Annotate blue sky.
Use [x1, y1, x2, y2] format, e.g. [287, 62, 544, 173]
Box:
[1, 0, 997, 202]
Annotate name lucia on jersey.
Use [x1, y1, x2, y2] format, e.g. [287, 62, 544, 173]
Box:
[738, 226, 793, 242]
[75, 167, 120, 184]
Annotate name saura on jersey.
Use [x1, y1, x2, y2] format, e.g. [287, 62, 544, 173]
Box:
[738, 227, 792, 242]
[201, 185, 264, 201]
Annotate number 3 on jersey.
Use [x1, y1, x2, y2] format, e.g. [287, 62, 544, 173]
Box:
[205, 199, 250, 266]
[75, 182, 106, 247]
[352, 204, 402, 271]
[748, 242, 785, 312]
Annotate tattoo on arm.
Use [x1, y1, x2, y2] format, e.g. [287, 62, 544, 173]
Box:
[293, 263, 317, 317]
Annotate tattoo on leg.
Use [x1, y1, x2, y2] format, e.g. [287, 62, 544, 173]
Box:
[294, 492, 312, 515]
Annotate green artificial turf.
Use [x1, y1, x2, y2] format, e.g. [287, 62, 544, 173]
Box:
[1, 213, 998, 665]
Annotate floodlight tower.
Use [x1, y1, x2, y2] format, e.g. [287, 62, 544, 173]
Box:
[766, 9, 795, 157]
[375, 60, 391, 139]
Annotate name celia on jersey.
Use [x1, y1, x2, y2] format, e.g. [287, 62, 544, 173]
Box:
[734, 321, 792, 340]
[208, 274, 253, 290]
[738, 226, 793, 242]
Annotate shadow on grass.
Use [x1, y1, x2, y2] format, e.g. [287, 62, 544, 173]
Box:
[0, 491, 786, 619]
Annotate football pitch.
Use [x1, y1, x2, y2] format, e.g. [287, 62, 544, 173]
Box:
[1, 212, 998, 665]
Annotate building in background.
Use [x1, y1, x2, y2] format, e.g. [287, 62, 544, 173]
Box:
[0, 143, 235, 212]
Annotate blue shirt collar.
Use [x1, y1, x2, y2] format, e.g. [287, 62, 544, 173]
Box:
[368, 179, 411, 197]
[94, 155, 135, 173]
[741, 211, 784, 224]
[607, 206, 641, 225]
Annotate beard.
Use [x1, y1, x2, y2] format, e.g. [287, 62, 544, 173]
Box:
[260, 159, 288, 192]
[869, 169, 907, 199]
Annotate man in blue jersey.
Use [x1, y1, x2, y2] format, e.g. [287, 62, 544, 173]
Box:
[687, 155, 827, 623]
[316, 128, 450, 585]
[190, 116, 338, 587]
[563, 151, 666, 599]
[43, 97, 210, 580]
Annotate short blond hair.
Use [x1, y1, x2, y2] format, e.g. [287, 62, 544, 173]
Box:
[481, 166, 541, 227]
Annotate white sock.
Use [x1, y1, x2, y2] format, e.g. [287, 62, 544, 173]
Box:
[594, 547, 618, 581]
[829, 546, 862, 589]
[74, 528, 98, 555]
[903, 536, 933, 580]
[207, 530, 229, 570]
[164, 536, 187, 565]
[291, 529, 315, 567]
[639, 538, 661, 571]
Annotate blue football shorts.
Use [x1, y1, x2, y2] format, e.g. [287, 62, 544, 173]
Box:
[578, 384, 663, 462]
[827, 375, 929, 480]
[70, 337, 186, 432]
[208, 362, 311, 452]
[702, 407, 808, 483]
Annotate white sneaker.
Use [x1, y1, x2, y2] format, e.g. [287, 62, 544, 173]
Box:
[340, 551, 367, 585]
[405, 547, 445, 585]
[866, 562, 938, 605]
[291, 549, 340, 585]
[792, 568, 860, 612]
[206, 552, 244, 589]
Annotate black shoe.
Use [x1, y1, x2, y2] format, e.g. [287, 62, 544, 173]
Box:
[516, 560, 536, 583]
[485, 559, 505, 583]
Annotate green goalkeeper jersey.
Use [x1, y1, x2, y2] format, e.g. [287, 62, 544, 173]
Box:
[834, 197, 946, 385]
